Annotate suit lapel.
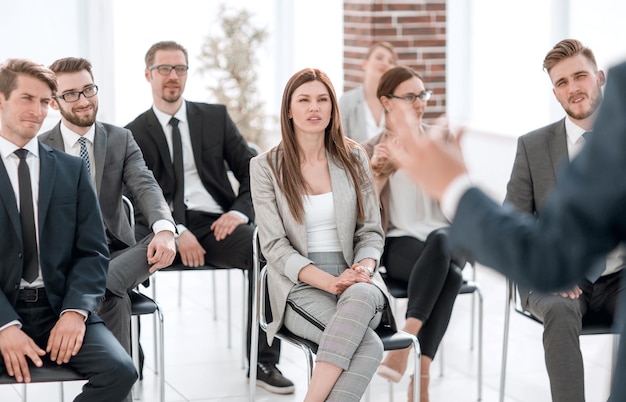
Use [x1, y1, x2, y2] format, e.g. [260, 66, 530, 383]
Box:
[46, 123, 66, 151]
[146, 110, 176, 180]
[547, 118, 569, 184]
[38, 143, 56, 234]
[186, 102, 204, 169]
[0, 157, 21, 239]
[329, 154, 354, 264]
[93, 122, 108, 196]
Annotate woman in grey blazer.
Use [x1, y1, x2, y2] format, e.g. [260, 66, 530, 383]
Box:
[339, 41, 397, 143]
[251, 68, 394, 401]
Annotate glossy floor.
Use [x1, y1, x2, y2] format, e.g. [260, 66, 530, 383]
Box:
[0, 265, 615, 402]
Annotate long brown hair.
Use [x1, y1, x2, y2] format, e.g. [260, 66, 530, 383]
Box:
[269, 68, 367, 223]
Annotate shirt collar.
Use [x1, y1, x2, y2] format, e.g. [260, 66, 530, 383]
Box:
[152, 100, 187, 128]
[564, 117, 587, 144]
[0, 135, 40, 161]
[59, 122, 96, 147]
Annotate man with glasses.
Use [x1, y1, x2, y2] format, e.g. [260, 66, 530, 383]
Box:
[39, 58, 177, 375]
[126, 41, 294, 394]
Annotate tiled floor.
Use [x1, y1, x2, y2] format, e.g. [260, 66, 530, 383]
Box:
[0, 264, 616, 402]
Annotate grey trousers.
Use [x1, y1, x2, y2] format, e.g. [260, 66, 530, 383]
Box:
[524, 271, 623, 402]
[97, 233, 156, 355]
[283, 252, 386, 402]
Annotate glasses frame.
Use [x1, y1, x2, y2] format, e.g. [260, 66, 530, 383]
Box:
[148, 64, 189, 76]
[54, 85, 99, 103]
[387, 90, 433, 104]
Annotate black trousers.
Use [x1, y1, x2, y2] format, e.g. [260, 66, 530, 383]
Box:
[184, 210, 280, 365]
[382, 229, 466, 358]
[1, 296, 137, 402]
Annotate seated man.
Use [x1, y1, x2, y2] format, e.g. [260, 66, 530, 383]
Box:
[40, 57, 176, 360]
[505, 39, 624, 402]
[0, 58, 136, 402]
[126, 40, 294, 393]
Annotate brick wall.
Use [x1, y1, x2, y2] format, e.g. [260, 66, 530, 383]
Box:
[343, 0, 446, 121]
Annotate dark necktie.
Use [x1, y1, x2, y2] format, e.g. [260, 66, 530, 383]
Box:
[78, 137, 91, 173]
[15, 149, 39, 283]
[169, 117, 186, 224]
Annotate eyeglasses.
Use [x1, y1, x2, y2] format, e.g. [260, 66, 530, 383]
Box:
[387, 90, 433, 104]
[54, 85, 99, 103]
[148, 65, 189, 76]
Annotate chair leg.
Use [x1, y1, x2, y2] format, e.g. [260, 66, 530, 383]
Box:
[241, 270, 248, 370]
[227, 269, 232, 348]
[477, 287, 484, 401]
[131, 314, 141, 400]
[410, 334, 421, 402]
[178, 271, 183, 307]
[499, 282, 512, 402]
[59, 383, 63, 401]
[156, 305, 165, 402]
[22, 383, 26, 402]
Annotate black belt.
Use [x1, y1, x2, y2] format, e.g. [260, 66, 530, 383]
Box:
[18, 287, 47, 303]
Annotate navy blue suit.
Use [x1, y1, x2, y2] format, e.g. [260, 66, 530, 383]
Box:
[0, 142, 136, 401]
[448, 62, 626, 401]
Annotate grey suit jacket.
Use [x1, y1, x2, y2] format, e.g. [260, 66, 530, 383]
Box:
[448, 61, 626, 402]
[250, 146, 394, 342]
[39, 121, 174, 248]
[339, 86, 370, 143]
[505, 118, 568, 214]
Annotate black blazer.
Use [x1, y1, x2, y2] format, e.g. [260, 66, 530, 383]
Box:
[126, 102, 255, 230]
[0, 142, 109, 326]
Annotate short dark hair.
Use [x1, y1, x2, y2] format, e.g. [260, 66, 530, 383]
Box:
[0, 58, 57, 99]
[145, 41, 189, 68]
[543, 39, 598, 73]
[48, 57, 94, 81]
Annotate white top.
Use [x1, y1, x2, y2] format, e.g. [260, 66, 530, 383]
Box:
[362, 101, 385, 140]
[304, 192, 342, 253]
[387, 169, 447, 241]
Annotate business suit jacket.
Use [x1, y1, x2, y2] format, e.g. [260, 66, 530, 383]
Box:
[125, 102, 254, 229]
[448, 61, 626, 402]
[339, 86, 370, 143]
[0, 143, 108, 327]
[39, 122, 173, 248]
[250, 146, 395, 342]
[504, 119, 568, 215]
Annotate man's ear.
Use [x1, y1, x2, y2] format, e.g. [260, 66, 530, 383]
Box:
[50, 97, 60, 111]
[145, 68, 151, 82]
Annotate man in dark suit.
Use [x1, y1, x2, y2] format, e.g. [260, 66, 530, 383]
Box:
[505, 39, 624, 402]
[386, 57, 626, 402]
[39, 57, 176, 359]
[126, 41, 294, 394]
[0, 58, 136, 401]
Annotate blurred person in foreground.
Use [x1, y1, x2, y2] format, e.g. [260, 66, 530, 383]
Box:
[385, 56, 626, 402]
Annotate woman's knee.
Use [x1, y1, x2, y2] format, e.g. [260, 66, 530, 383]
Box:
[341, 283, 384, 306]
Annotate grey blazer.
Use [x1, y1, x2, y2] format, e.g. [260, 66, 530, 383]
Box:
[339, 86, 370, 143]
[39, 121, 174, 248]
[505, 118, 569, 214]
[250, 146, 395, 342]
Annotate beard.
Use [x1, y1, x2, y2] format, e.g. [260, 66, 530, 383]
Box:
[59, 103, 98, 127]
[564, 89, 603, 121]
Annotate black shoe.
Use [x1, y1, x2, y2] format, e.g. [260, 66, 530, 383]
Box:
[251, 363, 295, 394]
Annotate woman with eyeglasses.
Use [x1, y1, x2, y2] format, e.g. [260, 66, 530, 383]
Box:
[339, 41, 397, 143]
[362, 65, 467, 402]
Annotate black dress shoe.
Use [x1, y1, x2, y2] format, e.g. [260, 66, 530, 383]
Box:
[251, 363, 295, 394]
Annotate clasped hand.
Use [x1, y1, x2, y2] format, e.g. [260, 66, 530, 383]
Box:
[327, 264, 373, 295]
